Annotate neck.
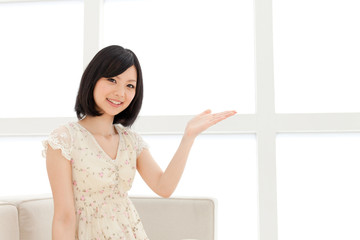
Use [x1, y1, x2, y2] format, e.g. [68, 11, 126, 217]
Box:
[79, 115, 117, 136]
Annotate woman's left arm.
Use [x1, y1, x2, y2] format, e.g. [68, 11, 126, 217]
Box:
[136, 110, 236, 198]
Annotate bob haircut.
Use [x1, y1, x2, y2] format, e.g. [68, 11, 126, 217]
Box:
[75, 45, 143, 127]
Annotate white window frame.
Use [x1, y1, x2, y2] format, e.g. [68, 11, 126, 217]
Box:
[1, 0, 360, 240]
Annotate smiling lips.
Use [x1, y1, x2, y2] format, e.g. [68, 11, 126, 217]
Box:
[106, 98, 123, 107]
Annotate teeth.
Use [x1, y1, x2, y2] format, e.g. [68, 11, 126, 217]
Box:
[107, 98, 121, 105]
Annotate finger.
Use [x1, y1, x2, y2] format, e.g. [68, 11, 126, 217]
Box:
[200, 109, 212, 116]
[209, 111, 236, 123]
[212, 111, 237, 119]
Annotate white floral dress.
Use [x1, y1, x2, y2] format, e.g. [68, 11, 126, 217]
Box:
[43, 122, 149, 240]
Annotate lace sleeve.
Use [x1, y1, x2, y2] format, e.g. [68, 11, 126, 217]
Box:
[125, 128, 149, 157]
[42, 125, 72, 161]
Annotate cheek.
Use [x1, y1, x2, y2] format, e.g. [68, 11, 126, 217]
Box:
[93, 82, 105, 99]
[93, 90, 103, 105]
[93, 89, 100, 103]
[127, 91, 136, 101]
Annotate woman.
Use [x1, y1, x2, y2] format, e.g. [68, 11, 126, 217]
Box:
[43, 45, 236, 239]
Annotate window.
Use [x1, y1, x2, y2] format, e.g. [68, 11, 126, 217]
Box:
[2, 1, 360, 240]
[0, 0, 83, 117]
[0, 136, 50, 196]
[104, 0, 255, 115]
[273, 0, 360, 113]
[277, 133, 360, 240]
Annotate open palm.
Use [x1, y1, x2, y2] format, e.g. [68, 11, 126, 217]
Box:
[185, 109, 236, 138]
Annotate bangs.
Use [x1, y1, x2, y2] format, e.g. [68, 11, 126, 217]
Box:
[102, 50, 135, 78]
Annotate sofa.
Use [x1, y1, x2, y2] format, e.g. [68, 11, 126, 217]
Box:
[0, 194, 216, 240]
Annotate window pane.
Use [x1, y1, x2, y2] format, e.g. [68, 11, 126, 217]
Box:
[0, 136, 50, 196]
[0, 1, 83, 117]
[104, 0, 255, 115]
[277, 133, 360, 240]
[131, 134, 258, 240]
[273, 0, 360, 113]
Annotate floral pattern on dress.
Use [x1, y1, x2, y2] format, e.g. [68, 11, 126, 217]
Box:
[43, 122, 149, 240]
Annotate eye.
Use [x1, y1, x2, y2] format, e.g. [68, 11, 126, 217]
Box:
[107, 78, 116, 83]
[127, 84, 136, 89]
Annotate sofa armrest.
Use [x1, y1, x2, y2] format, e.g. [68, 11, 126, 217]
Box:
[0, 202, 20, 240]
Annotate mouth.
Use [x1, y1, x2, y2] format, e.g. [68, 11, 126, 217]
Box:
[106, 98, 123, 106]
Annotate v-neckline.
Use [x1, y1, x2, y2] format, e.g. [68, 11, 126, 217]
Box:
[75, 122, 121, 162]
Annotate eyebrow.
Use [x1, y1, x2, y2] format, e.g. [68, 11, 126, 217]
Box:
[113, 76, 137, 82]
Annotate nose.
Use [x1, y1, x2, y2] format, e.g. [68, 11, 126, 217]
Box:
[115, 85, 125, 100]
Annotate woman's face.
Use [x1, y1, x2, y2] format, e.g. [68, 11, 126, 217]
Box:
[93, 65, 137, 117]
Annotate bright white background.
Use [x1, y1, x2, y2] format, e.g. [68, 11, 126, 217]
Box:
[0, 0, 83, 117]
[1, 0, 360, 240]
[103, 0, 255, 115]
[273, 0, 360, 113]
[277, 133, 360, 240]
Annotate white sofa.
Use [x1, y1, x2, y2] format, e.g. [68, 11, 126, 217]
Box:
[0, 194, 216, 240]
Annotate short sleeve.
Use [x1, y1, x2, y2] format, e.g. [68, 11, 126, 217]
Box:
[125, 128, 149, 157]
[42, 125, 72, 161]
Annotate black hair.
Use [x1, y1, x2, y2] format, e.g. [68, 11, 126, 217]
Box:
[75, 45, 143, 127]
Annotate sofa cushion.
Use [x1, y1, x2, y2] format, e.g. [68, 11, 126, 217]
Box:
[132, 197, 215, 240]
[17, 197, 53, 240]
[0, 202, 20, 240]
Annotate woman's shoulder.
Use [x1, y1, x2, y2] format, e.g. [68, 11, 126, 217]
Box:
[115, 124, 139, 137]
[46, 122, 88, 146]
[115, 124, 149, 154]
[49, 121, 79, 135]
[115, 124, 144, 143]
[42, 122, 78, 160]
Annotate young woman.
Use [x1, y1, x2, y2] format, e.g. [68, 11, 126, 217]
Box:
[43, 45, 236, 240]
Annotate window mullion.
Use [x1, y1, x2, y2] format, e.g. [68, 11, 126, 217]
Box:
[254, 0, 278, 239]
[83, 0, 103, 69]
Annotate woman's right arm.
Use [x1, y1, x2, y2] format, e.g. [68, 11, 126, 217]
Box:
[46, 145, 76, 240]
